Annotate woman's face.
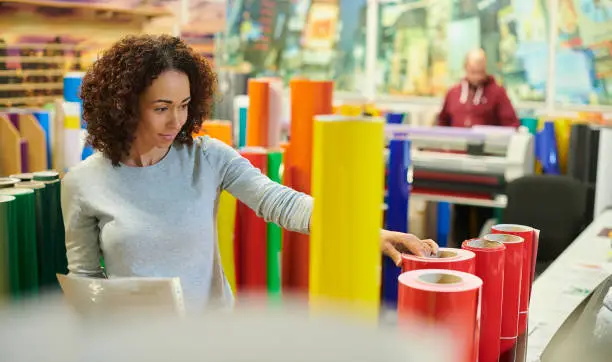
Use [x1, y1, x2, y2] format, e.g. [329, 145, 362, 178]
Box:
[136, 70, 191, 149]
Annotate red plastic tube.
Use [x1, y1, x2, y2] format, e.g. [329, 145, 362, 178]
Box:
[401, 247, 476, 274]
[483, 233, 524, 362]
[236, 148, 268, 292]
[398, 269, 482, 362]
[462, 238, 506, 362]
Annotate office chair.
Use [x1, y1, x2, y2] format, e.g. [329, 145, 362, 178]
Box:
[502, 175, 589, 274]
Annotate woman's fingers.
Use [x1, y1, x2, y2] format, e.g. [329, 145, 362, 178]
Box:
[421, 239, 439, 255]
[383, 241, 403, 266]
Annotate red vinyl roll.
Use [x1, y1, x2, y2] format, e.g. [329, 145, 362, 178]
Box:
[398, 269, 482, 362]
[490, 224, 539, 334]
[401, 247, 476, 274]
[462, 238, 506, 362]
[236, 148, 268, 291]
[491, 225, 539, 362]
[483, 233, 524, 362]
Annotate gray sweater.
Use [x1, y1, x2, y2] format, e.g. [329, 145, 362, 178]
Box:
[61, 136, 313, 311]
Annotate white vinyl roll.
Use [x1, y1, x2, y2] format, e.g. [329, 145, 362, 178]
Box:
[594, 127, 612, 217]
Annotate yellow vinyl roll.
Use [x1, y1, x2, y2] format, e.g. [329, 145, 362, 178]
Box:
[338, 104, 363, 116]
[64, 115, 80, 130]
[554, 118, 572, 174]
[309, 115, 385, 321]
[217, 191, 237, 293]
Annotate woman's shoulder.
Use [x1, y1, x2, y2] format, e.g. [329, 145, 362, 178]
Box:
[61, 153, 108, 191]
[180, 136, 239, 163]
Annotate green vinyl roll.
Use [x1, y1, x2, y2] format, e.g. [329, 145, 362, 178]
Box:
[15, 181, 50, 289]
[0, 177, 20, 189]
[33, 171, 67, 285]
[0, 195, 18, 299]
[267, 151, 283, 297]
[0, 188, 39, 296]
[9, 173, 34, 181]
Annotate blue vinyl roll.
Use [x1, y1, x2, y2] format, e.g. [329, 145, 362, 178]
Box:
[81, 144, 94, 160]
[32, 111, 52, 169]
[382, 129, 410, 308]
[536, 122, 560, 175]
[238, 106, 248, 148]
[386, 112, 405, 125]
[63, 72, 85, 103]
[436, 202, 451, 247]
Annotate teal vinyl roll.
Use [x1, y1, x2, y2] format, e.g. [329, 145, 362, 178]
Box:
[238, 106, 248, 148]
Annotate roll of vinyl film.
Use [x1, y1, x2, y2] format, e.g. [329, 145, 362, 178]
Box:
[0, 195, 17, 298]
[15, 181, 48, 288]
[0, 178, 20, 189]
[9, 173, 33, 182]
[0, 187, 39, 295]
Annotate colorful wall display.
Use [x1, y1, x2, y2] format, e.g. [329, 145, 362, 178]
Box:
[223, 0, 367, 92]
[376, 0, 612, 107]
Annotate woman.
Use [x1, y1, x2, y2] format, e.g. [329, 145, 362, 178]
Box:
[62, 34, 438, 311]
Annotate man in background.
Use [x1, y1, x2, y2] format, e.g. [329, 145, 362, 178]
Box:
[437, 48, 520, 244]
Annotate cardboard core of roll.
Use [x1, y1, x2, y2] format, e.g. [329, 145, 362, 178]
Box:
[466, 238, 503, 249]
[15, 181, 45, 190]
[494, 224, 531, 232]
[419, 273, 463, 285]
[484, 233, 523, 243]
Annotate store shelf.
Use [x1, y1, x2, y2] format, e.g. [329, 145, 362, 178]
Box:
[0, 0, 173, 18]
[0, 56, 67, 64]
[0, 95, 58, 106]
[0, 82, 63, 91]
[0, 69, 65, 77]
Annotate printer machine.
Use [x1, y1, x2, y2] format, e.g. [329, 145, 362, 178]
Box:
[386, 125, 535, 199]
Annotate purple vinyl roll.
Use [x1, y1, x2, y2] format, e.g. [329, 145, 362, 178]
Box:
[9, 113, 19, 130]
[20, 140, 29, 172]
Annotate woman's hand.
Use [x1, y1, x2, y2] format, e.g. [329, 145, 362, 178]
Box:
[381, 229, 439, 266]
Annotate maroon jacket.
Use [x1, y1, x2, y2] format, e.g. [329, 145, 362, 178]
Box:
[437, 76, 520, 128]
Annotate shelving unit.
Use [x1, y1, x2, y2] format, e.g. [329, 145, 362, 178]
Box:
[0, 0, 173, 19]
[0, 0, 175, 107]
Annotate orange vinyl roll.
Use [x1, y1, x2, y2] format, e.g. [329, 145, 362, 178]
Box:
[282, 79, 333, 293]
[483, 233, 524, 362]
[246, 79, 270, 147]
[236, 147, 268, 292]
[195, 120, 233, 146]
[401, 247, 476, 274]
[398, 269, 483, 362]
[491, 225, 540, 362]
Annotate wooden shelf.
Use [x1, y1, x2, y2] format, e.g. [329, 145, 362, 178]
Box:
[0, 56, 67, 64]
[0, 95, 58, 106]
[0, 0, 173, 18]
[0, 69, 65, 77]
[0, 82, 63, 91]
[0, 43, 81, 50]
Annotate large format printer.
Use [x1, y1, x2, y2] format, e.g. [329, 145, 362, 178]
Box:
[386, 125, 535, 199]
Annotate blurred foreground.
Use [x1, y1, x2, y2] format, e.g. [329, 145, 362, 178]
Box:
[0, 289, 453, 362]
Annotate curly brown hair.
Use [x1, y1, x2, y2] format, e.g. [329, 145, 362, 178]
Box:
[81, 34, 217, 166]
